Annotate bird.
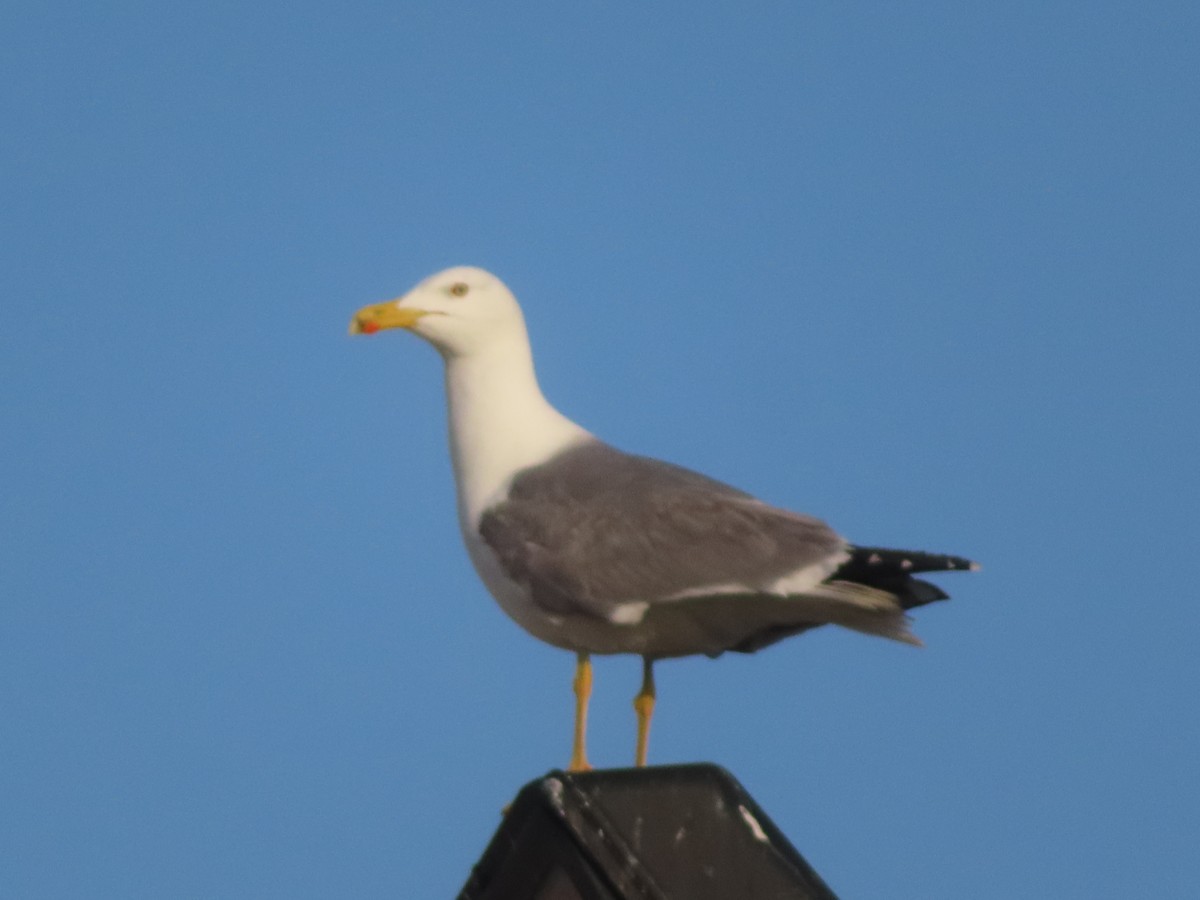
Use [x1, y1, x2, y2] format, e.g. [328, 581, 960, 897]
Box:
[349, 266, 977, 770]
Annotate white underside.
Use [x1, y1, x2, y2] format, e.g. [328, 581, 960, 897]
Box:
[440, 330, 609, 649]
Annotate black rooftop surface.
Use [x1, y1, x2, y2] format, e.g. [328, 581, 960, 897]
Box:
[460, 764, 838, 900]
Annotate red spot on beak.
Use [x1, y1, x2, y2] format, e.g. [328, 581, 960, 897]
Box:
[360, 320, 381, 334]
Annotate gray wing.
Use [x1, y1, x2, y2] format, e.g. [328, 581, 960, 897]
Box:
[477, 440, 846, 621]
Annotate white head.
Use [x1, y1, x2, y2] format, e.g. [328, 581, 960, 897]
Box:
[349, 266, 528, 359]
[351, 266, 588, 527]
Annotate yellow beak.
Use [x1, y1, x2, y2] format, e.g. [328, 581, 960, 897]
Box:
[348, 301, 430, 335]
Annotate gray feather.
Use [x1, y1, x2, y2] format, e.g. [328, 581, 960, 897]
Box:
[478, 440, 846, 621]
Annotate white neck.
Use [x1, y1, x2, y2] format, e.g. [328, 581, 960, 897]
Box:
[442, 335, 589, 526]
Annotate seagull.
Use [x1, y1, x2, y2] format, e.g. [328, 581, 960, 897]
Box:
[350, 266, 977, 770]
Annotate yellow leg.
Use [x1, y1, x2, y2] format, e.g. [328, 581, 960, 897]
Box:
[634, 657, 656, 767]
[570, 652, 593, 771]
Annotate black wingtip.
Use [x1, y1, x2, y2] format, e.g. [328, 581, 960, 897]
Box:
[830, 546, 977, 612]
[846, 546, 979, 575]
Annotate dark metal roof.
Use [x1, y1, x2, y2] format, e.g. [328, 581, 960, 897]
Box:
[460, 764, 838, 900]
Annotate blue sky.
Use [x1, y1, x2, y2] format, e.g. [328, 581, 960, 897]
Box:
[2, 2, 1197, 897]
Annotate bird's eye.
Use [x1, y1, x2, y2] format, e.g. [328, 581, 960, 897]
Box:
[448, 282, 470, 297]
